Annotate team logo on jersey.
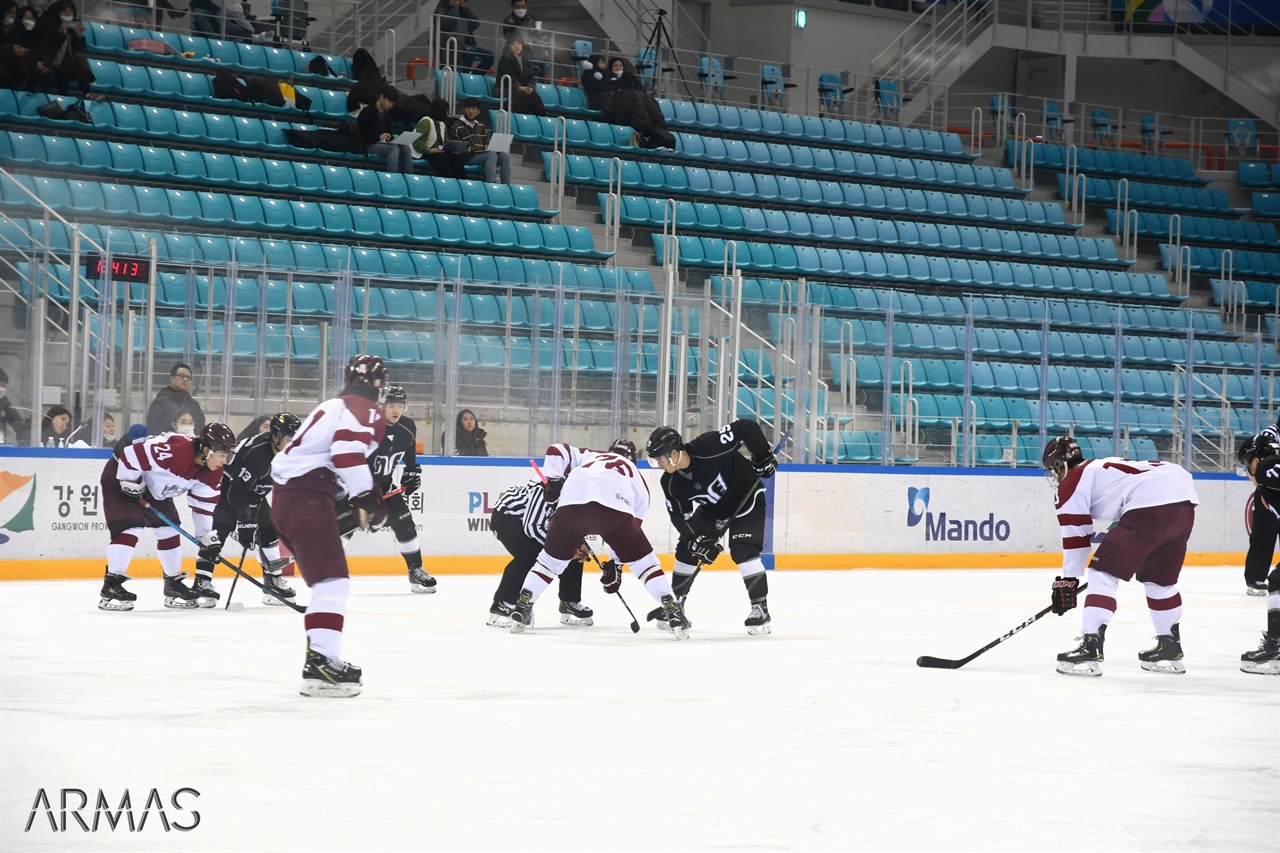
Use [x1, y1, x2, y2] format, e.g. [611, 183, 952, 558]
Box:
[906, 486, 1011, 541]
[0, 470, 37, 544]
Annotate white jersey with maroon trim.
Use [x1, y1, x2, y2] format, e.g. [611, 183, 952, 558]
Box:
[271, 394, 386, 498]
[1053, 458, 1200, 577]
[116, 434, 221, 535]
[541, 443, 649, 519]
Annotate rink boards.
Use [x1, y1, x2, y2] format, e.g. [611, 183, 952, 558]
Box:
[0, 448, 1250, 579]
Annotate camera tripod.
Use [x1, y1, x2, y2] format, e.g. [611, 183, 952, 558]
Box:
[639, 9, 696, 102]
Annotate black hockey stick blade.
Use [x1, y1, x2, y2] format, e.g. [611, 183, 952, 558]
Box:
[916, 583, 1087, 670]
[616, 592, 640, 633]
[224, 541, 249, 611]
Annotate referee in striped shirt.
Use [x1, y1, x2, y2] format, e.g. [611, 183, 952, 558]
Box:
[489, 478, 592, 627]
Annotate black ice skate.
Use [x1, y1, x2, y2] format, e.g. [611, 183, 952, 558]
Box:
[559, 600, 594, 626]
[163, 573, 202, 609]
[98, 571, 136, 612]
[408, 567, 437, 594]
[661, 594, 691, 640]
[1138, 623, 1185, 674]
[745, 601, 771, 636]
[647, 596, 690, 634]
[1246, 580, 1268, 596]
[1056, 624, 1105, 677]
[487, 601, 512, 628]
[509, 589, 535, 634]
[1240, 632, 1280, 676]
[261, 571, 297, 606]
[192, 576, 219, 609]
[300, 642, 362, 698]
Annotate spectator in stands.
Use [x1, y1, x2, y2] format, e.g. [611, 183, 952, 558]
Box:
[65, 410, 117, 446]
[603, 55, 675, 150]
[171, 409, 196, 437]
[0, 367, 26, 443]
[412, 98, 467, 179]
[37, 0, 95, 97]
[8, 6, 51, 91]
[236, 415, 270, 441]
[38, 404, 72, 446]
[191, 0, 258, 41]
[449, 96, 511, 184]
[434, 0, 493, 73]
[357, 85, 414, 174]
[146, 362, 207, 436]
[501, 0, 545, 77]
[0, 2, 35, 88]
[444, 408, 489, 456]
[495, 33, 546, 117]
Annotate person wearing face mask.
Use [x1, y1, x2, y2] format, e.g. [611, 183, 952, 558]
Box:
[602, 55, 675, 151]
[171, 410, 197, 437]
[0, 2, 29, 87]
[495, 33, 546, 116]
[146, 362, 207, 435]
[36, 0, 94, 97]
[501, 0, 545, 77]
[8, 6, 50, 90]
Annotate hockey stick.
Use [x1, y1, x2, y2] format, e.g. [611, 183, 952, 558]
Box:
[915, 583, 1089, 669]
[223, 539, 250, 612]
[140, 499, 307, 613]
[528, 458, 641, 633]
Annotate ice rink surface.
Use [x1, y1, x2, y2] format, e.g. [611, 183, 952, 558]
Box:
[1, 566, 1277, 852]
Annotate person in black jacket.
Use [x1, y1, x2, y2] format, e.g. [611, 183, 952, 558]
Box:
[434, 0, 492, 72]
[581, 54, 674, 150]
[145, 363, 207, 436]
[444, 408, 489, 456]
[357, 85, 413, 173]
[193, 412, 301, 606]
[37, 0, 93, 96]
[7, 6, 50, 91]
[0, 367, 26, 443]
[369, 386, 436, 593]
[494, 33, 545, 116]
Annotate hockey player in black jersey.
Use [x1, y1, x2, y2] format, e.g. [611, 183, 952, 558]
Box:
[1243, 421, 1280, 596]
[194, 412, 301, 606]
[370, 386, 436, 593]
[645, 421, 779, 635]
[1239, 432, 1280, 675]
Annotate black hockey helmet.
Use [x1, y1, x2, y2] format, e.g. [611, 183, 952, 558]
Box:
[198, 422, 237, 455]
[269, 412, 301, 440]
[645, 426, 683, 459]
[344, 354, 387, 391]
[384, 385, 407, 405]
[1238, 432, 1280, 474]
[608, 438, 637, 462]
[1041, 436, 1084, 486]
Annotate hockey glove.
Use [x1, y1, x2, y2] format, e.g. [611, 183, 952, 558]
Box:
[599, 558, 622, 594]
[235, 521, 258, 551]
[690, 536, 723, 565]
[118, 479, 145, 499]
[752, 453, 778, 479]
[352, 490, 388, 531]
[1050, 576, 1082, 615]
[234, 500, 259, 524]
[401, 469, 421, 497]
[197, 531, 221, 564]
[334, 497, 360, 539]
[542, 477, 564, 505]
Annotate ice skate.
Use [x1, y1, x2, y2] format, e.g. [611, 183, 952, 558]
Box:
[1240, 632, 1280, 675]
[486, 601, 512, 628]
[1056, 625, 1105, 677]
[1246, 580, 1268, 596]
[300, 643, 362, 698]
[661, 594, 691, 640]
[509, 590, 535, 634]
[647, 596, 689, 634]
[558, 600, 594, 626]
[261, 571, 296, 606]
[192, 576, 219, 608]
[163, 573, 201, 609]
[745, 601, 771, 636]
[408, 567, 437, 594]
[98, 571, 136, 612]
[1138, 623, 1185, 674]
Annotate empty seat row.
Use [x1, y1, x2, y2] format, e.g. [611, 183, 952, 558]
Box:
[891, 393, 1183, 441]
[0, 175, 609, 260]
[658, 236, 1178, 301]
[1008, 141, 1204, 185]
[812, 429, 898, 464]
[436, 70, 598, 117]
[1106, 208, 1279, 248]
[1160, 243, 1280, 280]
[961, 432, 1158, 466]
[1209, 278, 1278, 308]
[0, 131, 555, 219]
[1058, 174, 1242, 217]
[87, 59, 350, 121]
[1, 216, 633, 287]
[711, 277, 1226, 335]
[613, 194, 1126, 267]
[85, 22, 352, 81]
[840, 353, 1271, 401]
[734, 386, 830, 423]
[660, 100, 975, 161]
[1239, 162, 1280, 189]
[1255, 192, 1280, 220]
[549, 153, 1071, 232]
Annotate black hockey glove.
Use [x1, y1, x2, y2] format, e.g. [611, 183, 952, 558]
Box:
[752, 453, 778, 479]
[690, 536, 722, 565]
[235, 521, 258, 551]
[1051, 576, 1082, 615]
[599, 558, 622, 594]
[353, 490, 388, 531]
[335, 497, 360, 539]
[543, 477, 564, 505]
[401, 469, 421, 497]
[234, 500, 259, 525]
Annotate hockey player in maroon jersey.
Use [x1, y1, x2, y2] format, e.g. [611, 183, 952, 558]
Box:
[271, 355, 389, 698]
[97, 422, 237, 611]
[507, 438, 691, 637]
[1238, 434, 1280, 675]
[1043, 437, 1200, 677]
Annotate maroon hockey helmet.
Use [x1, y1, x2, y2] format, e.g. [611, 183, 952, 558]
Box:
[198, 422, 236, 455]
[344, 354, 387, 390]
[1041, 436, 1083, 486]
[608, 438, 637, 462]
